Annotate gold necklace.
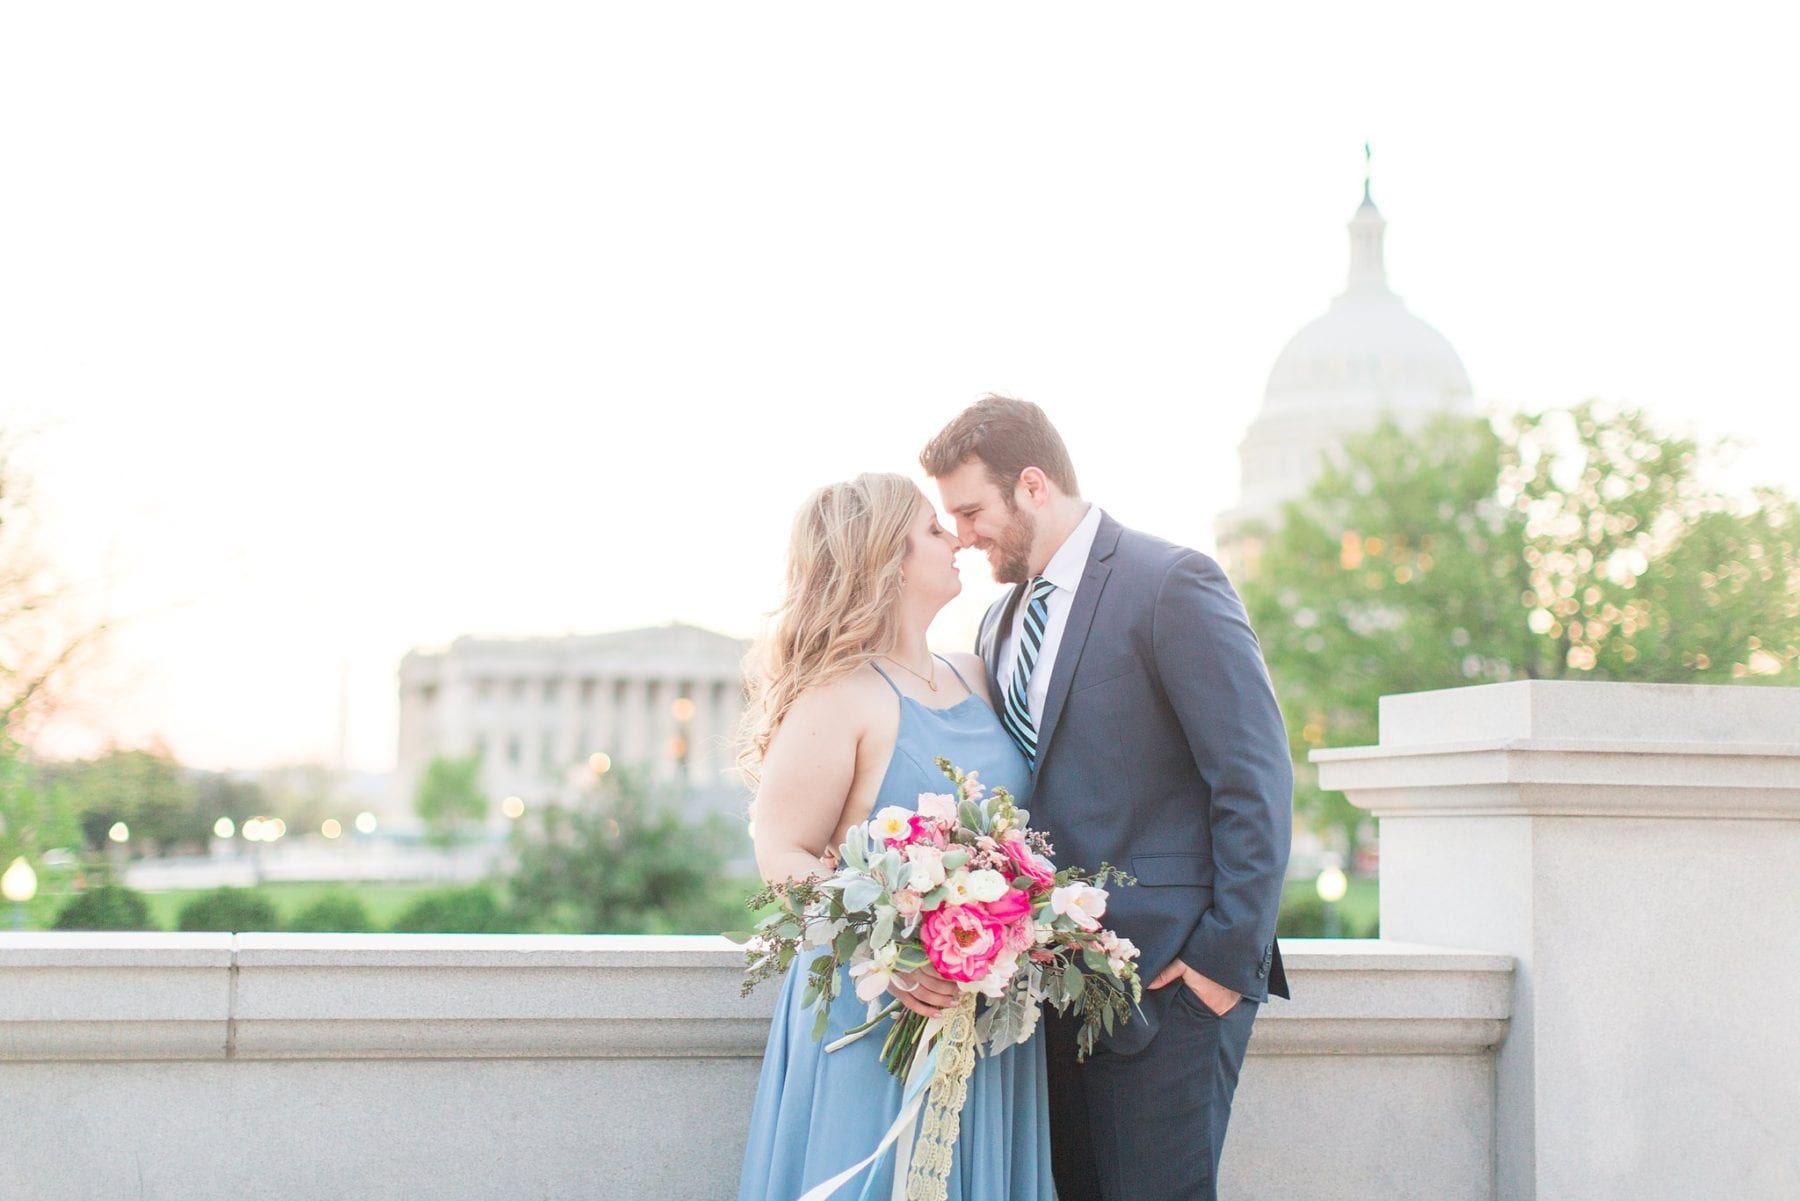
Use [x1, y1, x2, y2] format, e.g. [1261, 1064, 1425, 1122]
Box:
[883, 654, 938, 692]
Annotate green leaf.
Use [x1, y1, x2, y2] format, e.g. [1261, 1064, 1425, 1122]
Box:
[842, 876, 881, 913]
[1064, 968, 1085, 1004]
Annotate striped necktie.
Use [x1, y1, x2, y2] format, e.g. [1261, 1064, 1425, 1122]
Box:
[1000, 575, 1057, 768]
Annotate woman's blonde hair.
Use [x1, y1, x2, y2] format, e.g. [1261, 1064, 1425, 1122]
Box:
[737, 473, 926, 782]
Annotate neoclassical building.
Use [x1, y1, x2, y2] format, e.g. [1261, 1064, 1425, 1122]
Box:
[1217, 181, 1475, 563]
[396, 623, 750, 830]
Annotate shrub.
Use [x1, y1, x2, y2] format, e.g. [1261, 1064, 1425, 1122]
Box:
[177, 887, 280, 932]
[52, 883, 157, 931]
[287, 890, 375, 933]
[1276, 890, 1375, 939]
[388, 885, 513, 933]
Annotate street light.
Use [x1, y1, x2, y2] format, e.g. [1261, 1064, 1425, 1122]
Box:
[2, 857, 37, 930]
[1315, 854, 1349, 939]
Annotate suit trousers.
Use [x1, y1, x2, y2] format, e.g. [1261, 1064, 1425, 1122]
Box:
[1045, 989, 1258, 1201]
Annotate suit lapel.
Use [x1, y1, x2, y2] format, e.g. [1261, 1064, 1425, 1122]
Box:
[1033, 514, 1122, 772]
[979, 582, 1026, 699]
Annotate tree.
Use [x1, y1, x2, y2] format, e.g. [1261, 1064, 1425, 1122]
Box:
[413, 754, 490, 849]
[0, 434, 106, 899]
[0, 434, 109, 747]
[504, 768, 739, 934]
[1239, 403, 1800, 859]
[53, 748, 206, 856]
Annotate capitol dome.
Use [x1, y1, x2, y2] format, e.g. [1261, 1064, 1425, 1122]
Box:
[1220, 184, 1474, 543]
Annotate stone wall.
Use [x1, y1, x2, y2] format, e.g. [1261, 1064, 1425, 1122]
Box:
[0, 934, 1506, 1201]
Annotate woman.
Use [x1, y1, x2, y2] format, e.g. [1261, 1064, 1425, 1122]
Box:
[736, 473, 1053, 1201]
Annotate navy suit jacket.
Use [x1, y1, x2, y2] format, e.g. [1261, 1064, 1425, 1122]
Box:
[979, 512, 1292, 1055]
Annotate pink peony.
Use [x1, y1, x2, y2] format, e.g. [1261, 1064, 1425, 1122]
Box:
[1000, 835, 1057, 894]
[920, 904, 1006, 983]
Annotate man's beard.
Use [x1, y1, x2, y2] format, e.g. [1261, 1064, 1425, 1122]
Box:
[986, 504, 1036, 585]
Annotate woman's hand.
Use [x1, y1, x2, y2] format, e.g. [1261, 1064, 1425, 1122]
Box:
[889, 962, 959, 1018]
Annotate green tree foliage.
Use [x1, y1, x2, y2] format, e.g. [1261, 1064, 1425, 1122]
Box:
[388, 884, 511, 933]
[52, 749, 212, 856]
[177, 886, 280, 932]
[505, 768, 741, 934]
[288, 889, 376, 933]
[1240, 403, 1800, 856]
[0, 732, 83, 885]
[53, 882, 157, 931]
[413, 754, 489, 850]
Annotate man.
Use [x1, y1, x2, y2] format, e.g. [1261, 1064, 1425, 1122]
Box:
[920, 395, 1292, 1201]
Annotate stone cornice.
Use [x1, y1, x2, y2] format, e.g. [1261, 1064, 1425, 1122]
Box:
[1314, 741, 1800, 819]
[1313, 681, 1800, 820]
[0, 935, 1511, 1063]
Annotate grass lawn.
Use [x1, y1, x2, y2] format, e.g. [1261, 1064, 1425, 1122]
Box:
[1281, 874, 1379, 936]
[141, 881, 459, 932]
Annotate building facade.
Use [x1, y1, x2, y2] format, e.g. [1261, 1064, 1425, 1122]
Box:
[1217, 182, 1476, 564]
[396, 623, 749, 830]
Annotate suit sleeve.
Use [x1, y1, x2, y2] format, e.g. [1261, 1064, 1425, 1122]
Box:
[1153, 550, 1293, 998]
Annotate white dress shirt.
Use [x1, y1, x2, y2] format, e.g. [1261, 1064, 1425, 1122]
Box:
[997, 504, 1104, 727]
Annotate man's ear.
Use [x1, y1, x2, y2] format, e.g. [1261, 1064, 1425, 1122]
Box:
[1016, 466, 1052, 508]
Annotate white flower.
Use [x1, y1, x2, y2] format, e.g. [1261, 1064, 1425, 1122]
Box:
[849, 942, 899, 1002]
[965, 869, 1008, 903]
[959, 771, 986, 801]
[972, 950, 1015, 1001]
[943, 871, 974, 904]
[869, 806, 914, 843]
[1050, 883, 1107, 931]
[904, 844, 947, 890]
[1106, 936, 1139, 975]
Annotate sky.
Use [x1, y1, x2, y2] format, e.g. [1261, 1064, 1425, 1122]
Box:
[3, 3, 1796, 773]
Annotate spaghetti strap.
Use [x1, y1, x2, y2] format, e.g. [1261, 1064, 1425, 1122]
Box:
[933, 653, 974, 693]
[868, 661, 904, 695]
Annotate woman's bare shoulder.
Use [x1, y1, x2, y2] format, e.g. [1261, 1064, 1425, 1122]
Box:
[777, 663, 894, 736]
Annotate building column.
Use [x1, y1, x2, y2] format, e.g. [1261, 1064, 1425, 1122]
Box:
[1314, 681, 1800, 1201]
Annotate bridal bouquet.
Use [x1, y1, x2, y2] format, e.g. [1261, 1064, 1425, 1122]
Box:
[731, 759, 1141, 1200]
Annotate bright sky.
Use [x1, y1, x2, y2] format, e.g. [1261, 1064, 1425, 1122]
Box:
[4, 3, 1796, 772]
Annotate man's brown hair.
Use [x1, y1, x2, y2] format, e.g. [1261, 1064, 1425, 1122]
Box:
[919, 394, 1081, 499]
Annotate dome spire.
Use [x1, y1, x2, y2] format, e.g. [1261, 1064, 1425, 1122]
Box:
[1345, 142, 1391, 298]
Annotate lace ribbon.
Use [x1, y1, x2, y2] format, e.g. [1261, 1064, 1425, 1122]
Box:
[901, 993, 978, 1201]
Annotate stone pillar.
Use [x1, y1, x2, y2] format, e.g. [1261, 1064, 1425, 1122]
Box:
[618, 678, 647, 775]
[1314, 681, 1800, 1201]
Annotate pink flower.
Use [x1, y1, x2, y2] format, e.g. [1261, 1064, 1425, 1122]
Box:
[978, 887, 1033, 925]
[907, 815, 950, 849]
[920, 904, 1006, 983]
[916, 792, 959, 822]
[1000, 836, 1057, 895]
[976, 887, 1035, 954]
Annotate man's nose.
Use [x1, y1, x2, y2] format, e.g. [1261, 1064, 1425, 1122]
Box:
[954, 519, 977, 548]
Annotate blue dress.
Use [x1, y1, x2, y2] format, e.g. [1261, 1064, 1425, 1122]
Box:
[737, 658, 1054, 1201]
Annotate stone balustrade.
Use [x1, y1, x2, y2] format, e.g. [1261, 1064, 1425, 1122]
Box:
[0, 934, 1506, 1200]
